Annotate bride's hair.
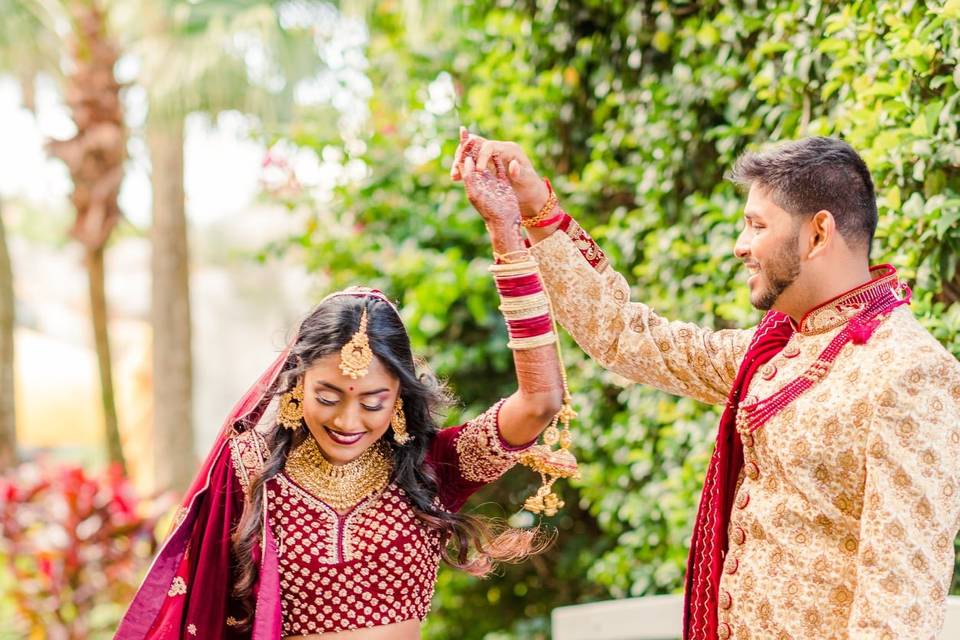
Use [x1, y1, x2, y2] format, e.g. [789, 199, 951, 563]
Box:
[230, 294, 548, 628]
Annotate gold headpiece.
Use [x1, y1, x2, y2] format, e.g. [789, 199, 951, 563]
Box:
[340, 307, 373, 379]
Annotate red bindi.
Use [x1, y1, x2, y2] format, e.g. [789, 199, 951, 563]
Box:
[349, 386, 354, 392]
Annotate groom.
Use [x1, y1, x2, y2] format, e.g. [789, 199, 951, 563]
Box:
[453, 132, 960, 640]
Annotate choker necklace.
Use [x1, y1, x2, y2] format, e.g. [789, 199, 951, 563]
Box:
[284, 436, 394, 511]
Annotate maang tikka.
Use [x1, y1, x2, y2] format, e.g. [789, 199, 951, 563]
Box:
[340, 307, 373, 379]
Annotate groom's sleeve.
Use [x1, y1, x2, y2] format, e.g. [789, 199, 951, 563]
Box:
[529, 214, 753, 405]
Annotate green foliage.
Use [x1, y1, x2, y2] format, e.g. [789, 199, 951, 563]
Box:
[273, 0, 960, 637]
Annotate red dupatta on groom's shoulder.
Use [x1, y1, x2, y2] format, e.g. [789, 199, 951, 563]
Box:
[114, 348, 292, 640]
[682, 310, 793, 640]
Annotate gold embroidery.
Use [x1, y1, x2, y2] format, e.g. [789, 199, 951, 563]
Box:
[229, 429, 267, 496]
[173, 506, 187, 528]
[530, 220, 960, 638]
[454, 400, 528, 482]
[720, 308, 960, 638]
[268, 480, 443, 635]
[168, 576, 187, 597]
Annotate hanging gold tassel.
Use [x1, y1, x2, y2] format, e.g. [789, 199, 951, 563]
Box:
[517, 293, 580, 516]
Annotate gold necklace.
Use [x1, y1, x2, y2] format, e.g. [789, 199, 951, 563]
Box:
[284, 436, 393, 511]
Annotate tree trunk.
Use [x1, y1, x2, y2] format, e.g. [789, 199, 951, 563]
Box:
[148, 117, 195, 494]
[46, 0, 127, 472]
[86, 245, 125, 473]
[0, 199, 17, 470]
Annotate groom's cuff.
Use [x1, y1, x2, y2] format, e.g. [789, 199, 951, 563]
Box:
[529, 214, 610, 275]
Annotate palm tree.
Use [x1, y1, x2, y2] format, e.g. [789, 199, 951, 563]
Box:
[34, 0, 128, 472]
[133, 0, 322, 492]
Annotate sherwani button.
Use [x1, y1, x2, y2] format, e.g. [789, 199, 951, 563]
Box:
[725, 557, 739, 575]
[783, 344, 800, 358]
[732, 526, 746, 545]
[760, 363, 777, 380]
[745, 461, 760, 480]
[719, 590, 732, 610]
[718, 622, 732, 639]
[741, 433, 754, 448]
[736, 492, 750, 509]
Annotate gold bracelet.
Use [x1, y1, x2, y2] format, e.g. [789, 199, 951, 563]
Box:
[501, 305, 551, 321]
[493, 249, 533, 264]
[498, 292, 549, 311]
[489, 260, 539, 274]
[520, 192, 558, 228]
[508, 332, 558, 350]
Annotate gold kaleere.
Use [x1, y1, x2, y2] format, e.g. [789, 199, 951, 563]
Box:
[340, 307, 373, 379]
[517, 293, 580, 517]
[285, 437, 393, 511]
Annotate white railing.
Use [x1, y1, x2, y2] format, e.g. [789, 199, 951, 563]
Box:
[552, 595, 960, 640]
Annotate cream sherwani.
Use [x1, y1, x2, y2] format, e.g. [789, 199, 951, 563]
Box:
[530, 217, 960, 639]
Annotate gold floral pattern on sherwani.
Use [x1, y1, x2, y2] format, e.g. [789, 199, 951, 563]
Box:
[530, 223, 960, 639]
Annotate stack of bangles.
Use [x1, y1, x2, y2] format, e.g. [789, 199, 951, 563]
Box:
[489, 253, 557, 350]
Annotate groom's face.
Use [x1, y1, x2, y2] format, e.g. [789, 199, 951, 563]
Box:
[734, 185, 803, 311]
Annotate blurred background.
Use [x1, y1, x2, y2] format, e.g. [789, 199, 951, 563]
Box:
[0, 0, 958, 638]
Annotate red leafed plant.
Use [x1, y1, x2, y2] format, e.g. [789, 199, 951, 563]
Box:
[0, 461, 171, 639]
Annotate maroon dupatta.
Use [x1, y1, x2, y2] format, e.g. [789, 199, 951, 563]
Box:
[114, 347, 291, 640]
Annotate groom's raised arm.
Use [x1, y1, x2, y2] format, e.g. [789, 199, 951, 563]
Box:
[529, 211, 752, 405]
[454, 132, 753, 405]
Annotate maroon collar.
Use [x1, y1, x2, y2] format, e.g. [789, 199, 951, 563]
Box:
[797, 264, 905, 335]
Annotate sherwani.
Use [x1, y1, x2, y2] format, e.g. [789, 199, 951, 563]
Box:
[529, 215, 960, 639]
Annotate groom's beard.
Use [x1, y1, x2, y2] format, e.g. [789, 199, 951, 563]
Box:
[750, 233, 802, 311]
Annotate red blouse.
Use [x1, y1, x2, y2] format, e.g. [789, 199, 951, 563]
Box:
[227, 400, 531, 636]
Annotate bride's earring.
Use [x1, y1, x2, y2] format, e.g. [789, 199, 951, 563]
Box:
[391, 397, 411, 445]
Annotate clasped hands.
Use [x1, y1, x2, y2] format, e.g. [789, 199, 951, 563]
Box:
[449, 127, 553, 233]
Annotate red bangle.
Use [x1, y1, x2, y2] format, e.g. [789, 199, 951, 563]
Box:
[494, 274, 542, 289]
[532, 211, 566, 228]
[506, 315, 553, 338]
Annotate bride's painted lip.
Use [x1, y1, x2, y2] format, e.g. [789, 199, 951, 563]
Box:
[324, 426, 365, 446]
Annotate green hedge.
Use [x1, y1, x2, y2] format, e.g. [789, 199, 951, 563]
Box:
[273, 1, 960, 637]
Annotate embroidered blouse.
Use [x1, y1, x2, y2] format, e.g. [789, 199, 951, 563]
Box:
[226, 400, 530, 637]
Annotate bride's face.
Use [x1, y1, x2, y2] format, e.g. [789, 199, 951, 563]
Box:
[299, 354, 401, 465]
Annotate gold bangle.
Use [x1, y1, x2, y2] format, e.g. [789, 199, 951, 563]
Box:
[501, 304, 550, 319]
[489, 259, 539, 273]
[498, 292, 549, 310]
[493, 249, 533, 264]
[521, 192, 558, 228]
[507, 332, 558, 350]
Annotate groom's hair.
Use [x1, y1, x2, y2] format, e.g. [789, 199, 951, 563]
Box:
[728, 137, 878, 255]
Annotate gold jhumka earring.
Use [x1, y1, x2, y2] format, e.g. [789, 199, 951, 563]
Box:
[391, 397, 411, 445]
[340, 308, 373, 379]
[278, 381, 305, 430]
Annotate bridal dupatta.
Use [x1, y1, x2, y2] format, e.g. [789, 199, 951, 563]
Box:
[115, 347, 292, 640]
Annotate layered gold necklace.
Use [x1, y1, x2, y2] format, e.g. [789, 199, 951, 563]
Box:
[284, 436, 394, 511]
